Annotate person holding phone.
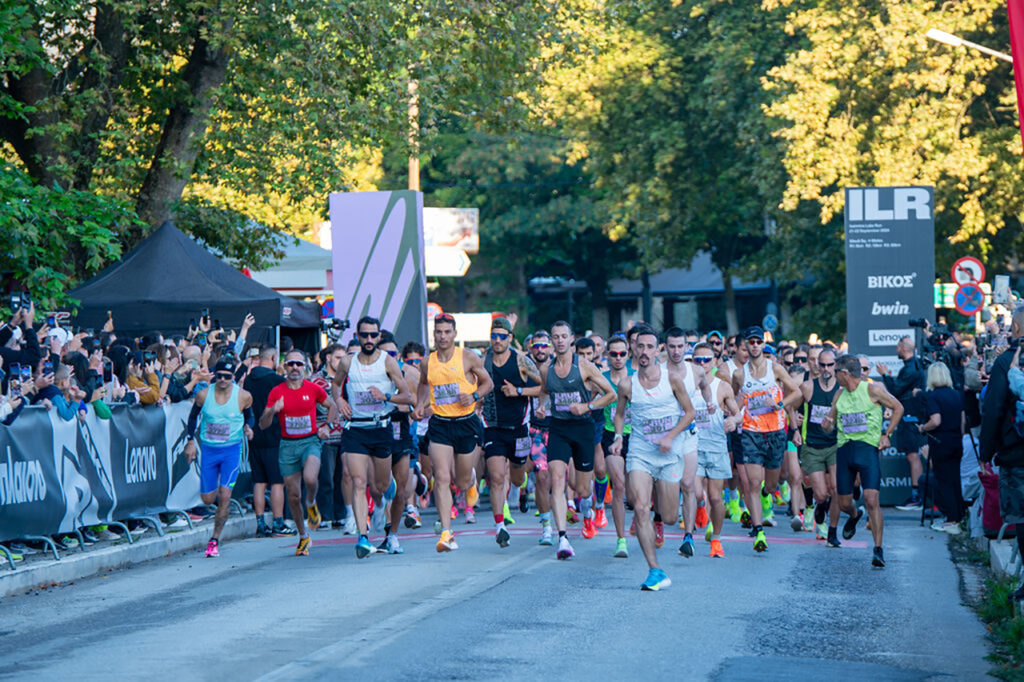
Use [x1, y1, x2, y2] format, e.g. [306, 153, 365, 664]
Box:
[0, 300, 41, 393]
[126, 351, 161, 405]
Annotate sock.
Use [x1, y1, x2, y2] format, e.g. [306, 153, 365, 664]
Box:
[388, 532, 397, 541]
[273, 516, 284, 526]
[558, 530, 566, 538]
[712, 533, 720, 541]
[257, 515, 267, 528]
[911, 486, 920, 500]
[754, 524, 763, 534]
[384, 523, 392, 535]
[594, 475, 609, 509]
[697, 497, 706, 508]
[345, 505, 353, 519]
[580, 495, 593, 519]
[828, 525, 838, 538]
[653, 512, 662, 523]
[359, 534, 367, 542]
[540, 511, 552, 526]
[301, 532, 309, 539]
[494, 513, 504, 525]
[723, 488, 732, 503]
[384, 477, 397, 503]
[405, 504, 416, 514]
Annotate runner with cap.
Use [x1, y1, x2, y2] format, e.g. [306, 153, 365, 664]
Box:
[527, 330, 556, 545]
[600, 334, 634, 557]
[184, 356, 255, 557]
[731, 325, 802, 552]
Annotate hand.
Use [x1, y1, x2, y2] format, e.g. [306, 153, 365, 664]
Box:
[458, 392, 476, 407]
[609, 438, 622, 456]
[102, 314, 114, 333]
[412, 406, 424, 421]
[317, 424, 331, 440]
[500, 380, 519, 397]
[536, 405, 547, 420]
[89, 352, 102, 370]
[879, 433, 891, 450]
[272, 397, 285, 413]
[821, 414, 834, 432]
[368, 386, 387, 401]
[706, 402, 716, 414]
[336, 398, 352, 419]
[165, 355, 180, 374]
[657, 434, 673, 453]
[724, 416, 738, 433]
[41, 398, 53, 411]
[7, 396, 21, 411]
[23, 301, 35, 327]
[875, 362, 889, 377]
[184, 440, 197, 463]
[35, 373, 54, 390]
[36, 324, 49, 342]
[90, 386, 104, 403]
[568, 403, 589, 416]
[8, 309, 22, 328]
[199, 317, 211, 332]
[241, 313, 255, 332]
[506, 313, 518, 329]
[243, 425, 254, 440]
[792, 430, 802, 447]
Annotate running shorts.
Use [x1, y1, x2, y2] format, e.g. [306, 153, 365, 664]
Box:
[201, 441, 242, 494]
[836, 440, 881, 495]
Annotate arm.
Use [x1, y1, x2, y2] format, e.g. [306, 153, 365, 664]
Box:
[659, 373, 697, 452]
[868, 382, 903, 450]
[920, 412, 941, 433]
[571, 360, 616, 415]
[609, 377, 632, 455]
[775, 363, 802, 410]
[508, 352, 542, 398]
[460, 352, 494, 406]
[981, 355, 1012, 463]
[330, 355, 353, 419]
[412, 355, 431, 421]
[695, 365, 715, 413]
[720, 383, 741, 432]
[375, 356, 414, 406]
[820, 389, 842, 434]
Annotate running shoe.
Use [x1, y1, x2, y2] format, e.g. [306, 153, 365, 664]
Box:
[753, 530, 767, 553]
[695, 505, 709, 529]
[791, 513, 805, 533]
[594, 507, 608, 529]
[371, 505, 387, 533]
[256, 520, 272, 538]
[478, 478, 489, 498]
[641, 568, 671, 591]
[779, 481, 791, 504]
[306, 503, 322, 528]
[465, 507, 477, 524]
[709, 538, 725, 558]
[614, 537, 629, 558]
[539, 524, 554, 546]
[931, 521, 962, 535]
[356, 536, 373, 559]
[519, 493, 529, 514]
[450, 505, 459, 520]
[629, 516, 637, 536]
[654, 521, 665, 549]
[705, 520, 714, 543]
[295, 536, 310, 556]
[496, 526, 511, 548]
[556, 535, 575, 560]
[437, 530, 458, 552]
[317, 520, 331, 531]
[604, 485, 613, 505]
[762, 510, 776, 527]
[566, 507, 579, 525]
[377, 535, 403, 555]
[804, 511, 816, 532]
[342, 516, 357, 536]
[582, 517, 597, 539]
[467, 484, 480, 509]
[872, 546, 886, 568]
[895, 496, 922, 511]
[678, 533, 695, 558]
[826, 534, 841, 549]
[740, 510, 752, 528]
[404, 507, 422, 529]
[383, 477, 398, 503]
[815, 523, 827, 540]
[434, 520, 443, 535]
[503, 502, 515, 525]
[843, 506, 864, 540]
[205, 539, 219, 558]
[761, 491, 773, 515]
[727, 498, 742, 524]
[273, 521, 298, 537]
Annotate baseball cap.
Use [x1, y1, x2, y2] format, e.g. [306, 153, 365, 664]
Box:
[707, 330, 724, 341]
[491, 316, 513, 333]
[214, 357, 237, 374]
[742, 325, 765, 340]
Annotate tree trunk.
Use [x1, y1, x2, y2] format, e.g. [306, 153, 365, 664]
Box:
[722, 266, 738, 335]
[135, 21, 232, 233]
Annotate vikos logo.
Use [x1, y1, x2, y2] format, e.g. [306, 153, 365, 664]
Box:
[868, 273, 917, 289]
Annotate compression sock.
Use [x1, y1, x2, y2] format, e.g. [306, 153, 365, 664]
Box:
[539, 511, 552, 526]
[594, 475, 609, 509]
[580, 495, 593, 519]
[383, 477, 397, 503]
[653, 512, 662, 523]
[494, 513, 505, 525]
[384, 523, 392, 535]
[345, 505, 353, 520]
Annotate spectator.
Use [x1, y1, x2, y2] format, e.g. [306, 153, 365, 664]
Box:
[917, 362, 964, 534]
[126, 351, 160, 405]
[33, 365, 80, 421]
[0, 303, 42, 390]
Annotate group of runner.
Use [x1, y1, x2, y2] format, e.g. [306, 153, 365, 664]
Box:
[186, 314, 903, 590]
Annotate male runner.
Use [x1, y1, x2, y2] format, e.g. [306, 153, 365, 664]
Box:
[821, 355, 903, 566]
[413, 313, 494, 552]
[399, 341, 427, 529]
[601, 335, 634, 557]
[528, 330, 555, 545]
[313, 343, 345, 529]
[731, 326, 802, 552]
[332, 318, 413, 558]
[692, 343, 740, 557]
[185, 357, 254, 557]
[539, 321, 616, 559]
[797, 348, 841, 539]
[611, 326, 696, 589]
[482, 316, 541, 548]
[260, 349, 337, 556]
[575, 336, 606, 538]
[243, 345, 292, 537]
[664, 327, 714, 555]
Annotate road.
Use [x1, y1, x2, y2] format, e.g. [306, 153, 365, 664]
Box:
[0, 509, 990, 681]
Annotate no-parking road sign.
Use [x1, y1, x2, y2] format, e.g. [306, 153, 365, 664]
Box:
[954, 283, 985, 316]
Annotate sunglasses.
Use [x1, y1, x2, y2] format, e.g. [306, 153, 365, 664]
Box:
[783, 360, 793, 367]
[435, 314, 455, 324]
[692, 356, 713, 364]
[710, 339, 722, 345]
[608, 350, 628, 358]
[747, 338, 764, 346]
[357, 331, 380, 339]
[530, 343, 551, 350]
[794, 356, 808, 363]
[404, 358, 421, 365]
[215, 372, 233, 381]
[385, 349, 398, 357]
[819, 361, 836, 368]
[285, 360, 305, 368]
[491, 332, 510, 340]
[861, 366, 870, 373]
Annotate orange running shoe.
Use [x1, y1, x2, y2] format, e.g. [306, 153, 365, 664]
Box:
[629, 516, 637, 536]
[467, 484, 480, 508]
[450, 505, 459, 520]
[604, 485, 613, 505]
[709, 538, 724, 558]
[695, 505, 709, 529]
[654, 521, 665, 548]
[594, 507, 608, 529]
[436, 530, 458, 552]
[582, 517, 597, 539]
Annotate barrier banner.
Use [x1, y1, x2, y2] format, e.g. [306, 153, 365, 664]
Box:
[0, 408, 62, 536]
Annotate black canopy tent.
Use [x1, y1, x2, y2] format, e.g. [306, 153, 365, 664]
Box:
[69, 222, 321, 345]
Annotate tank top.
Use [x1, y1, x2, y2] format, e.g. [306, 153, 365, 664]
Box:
[346, 351, 396, 422]
[836, 380, 882, 447]
[694, 377, 728, 456]
[199, 383, 244, 446]
[803, 377, 839, 448]
[482, 348, 530, 429]
[630, 368, 682, 446]
[602, 367, 634, 434]
[546, 355, 592, 422]
[739, 361, 786, 433]
[428, 347, 477, 418]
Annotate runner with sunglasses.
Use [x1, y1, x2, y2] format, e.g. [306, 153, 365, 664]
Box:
[399, 341, 427, 529]
[260, 349, 337, 556]
[574, 336, 604, 539]
[731, 326, 803, 552]
[797, 348, 841, 541]
[600, 335, 634, 557]
[184, 356, 255, 557]
[482, 316, 541, 548]
[413, 313, 494, 552]
[527, 331, 555, 545]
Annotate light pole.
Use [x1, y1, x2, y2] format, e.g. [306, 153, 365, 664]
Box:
[925, 28, 1013, 63]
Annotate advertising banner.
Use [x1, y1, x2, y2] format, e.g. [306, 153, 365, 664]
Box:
[844, 186, 935, 365]
[328, 190, 428, 347]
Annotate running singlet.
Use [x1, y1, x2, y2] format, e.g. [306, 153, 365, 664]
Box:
[602, 367, 634, 434]
[803, 378, 839, 448]
[739, 361, 786, 433]
[482, 348, 530, 428]
[346, 352, 396, 421]
[546, 355, 592, 422]
[835, 380, 882, 447]
[694, 377, 728, 456]
[267, 380, 326, 439]
[629, 369, 681, 446]
[428, 347, 477, 418]
[199, 384, 244, 445]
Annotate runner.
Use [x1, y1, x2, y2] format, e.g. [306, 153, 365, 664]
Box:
[692, 342, 741, 557]
[259, 349, 337, 556]
[399, 341, 428, 529]
[600, 334, 634, 557]
[797, 348, 841, 540]
[313, 343, 345, 530]
[330, 319, 413, 558]
[731, 326, 802, 553]
[413, 313, 494, 552]
[723, 336, 749, 524]
[610, 325, 696, 589]
[184, 356, 254, 557]
[574, 336, 606, 539]
[821, 354, 903, 567]
[528, 330, 555, 545]
[538, 320, 616, 559]
[481, 316, 541, 548]
[243, 345, 293, 538]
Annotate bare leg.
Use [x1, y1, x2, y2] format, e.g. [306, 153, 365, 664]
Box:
[628, 470, 658, 569]
[743, 463, 765, 526]
[549, 460, 569, 533]
[252, 482, 267, 517]
[389, 455, 410, 532]
[864, 489, 884, 547]
[284, 473, 306, 536]
[348, 453, 371, 534]
[680, 451, 698, 534]
[608, 455, 627, 538]
[707, 478, 725, 533]
[430, 444, 456, 532]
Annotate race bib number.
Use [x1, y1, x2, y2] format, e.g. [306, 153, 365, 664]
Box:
[354, 390, 383, 408]
[433, 383, 460, 406]
[552, 391, 582, 412]
[392, 422, 401, 440]
[514, 436, 531, 460]
[642, 415, 677, 443]
[695, 408, 711, 431]
[809, 404, 831, 425]
[746, 391, 779, 416]
[204, 422, 230, 442]
[284, 414, 312, 436]
[841, 412, 868, 433]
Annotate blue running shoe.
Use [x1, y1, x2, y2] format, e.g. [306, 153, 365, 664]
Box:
[678, 533, 695, 558]
[355, 535, 373, 559]
[641, 568, 671, 591]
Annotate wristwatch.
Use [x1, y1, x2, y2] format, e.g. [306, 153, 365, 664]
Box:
[516, 387, 522, 396]
[587, 402, 595, 411]
[472, 391, 480, 401]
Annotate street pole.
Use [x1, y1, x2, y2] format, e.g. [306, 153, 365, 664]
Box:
[925, 28, 1013, 63]
[408, 79, 420, 191]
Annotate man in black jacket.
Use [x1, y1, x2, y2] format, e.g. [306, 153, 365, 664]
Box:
[981, 306, 1024, 599]
[0, 303, 42, 392]
[243, 345, 291, 537]
[876, 336, 927, 509]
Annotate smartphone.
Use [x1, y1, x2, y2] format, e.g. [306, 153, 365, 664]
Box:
[189, 318, 196, 328]
[213, 318, 221, 330]
[201, 308, 210, 323]
[46, 314, 56, 327]
[43, 360, 53, 375]
[103, 361, 113, 384]
[143, 351, 157, 363]
[20, 365, 31, 382]
[106, 310, 112, 320]
[196, 332, 207, 348]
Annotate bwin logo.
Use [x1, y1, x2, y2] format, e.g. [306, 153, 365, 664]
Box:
[847, 187, 932, 221]
[868, 274, 917, 289]
[126, 445, 158, 484]
[872, 301, 909, 315]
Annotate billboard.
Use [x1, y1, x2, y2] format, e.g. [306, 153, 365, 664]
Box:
[328, 191, 427, 346]
[844, 186, 935, 365]
[423, 207, 479, 254]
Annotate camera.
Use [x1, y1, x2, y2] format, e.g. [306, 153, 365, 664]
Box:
[908, 318, 929, 328]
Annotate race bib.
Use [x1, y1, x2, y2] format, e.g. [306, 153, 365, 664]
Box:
[841, 412, 868, 433]
[514, 436, 532, 460]
[552, 391, 582, 412]
[284, 414, 312, 436]
[642, 415, 677, 443]
[204, 422, 230, 442]
[809, 404, 831, 425]
[695, 408, 711, 431]
[433, 383, 460, 406]
[746, 391, 779, 416]
[354, 390, 383, 408]
[392, 421, 401, 440]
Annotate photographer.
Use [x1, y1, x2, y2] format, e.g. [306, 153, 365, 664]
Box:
[876, 335, 928, 510]
[981, 306, 1024, 600]
[126, 351, 161, 405]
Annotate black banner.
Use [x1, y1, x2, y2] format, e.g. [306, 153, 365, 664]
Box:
[0, 409, 62, 536]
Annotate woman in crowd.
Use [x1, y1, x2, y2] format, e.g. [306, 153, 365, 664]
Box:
[918, 362, 965, 534]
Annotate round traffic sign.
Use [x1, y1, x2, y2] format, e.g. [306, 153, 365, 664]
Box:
[762, 314, 779, 332]
[952, 256, 985, 286]
[954, 283, 985, 316]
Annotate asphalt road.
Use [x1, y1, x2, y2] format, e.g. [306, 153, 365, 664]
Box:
[0, 508, 991, 681]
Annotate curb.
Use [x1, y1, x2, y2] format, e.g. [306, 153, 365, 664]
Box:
[0, 515, 254, 598]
